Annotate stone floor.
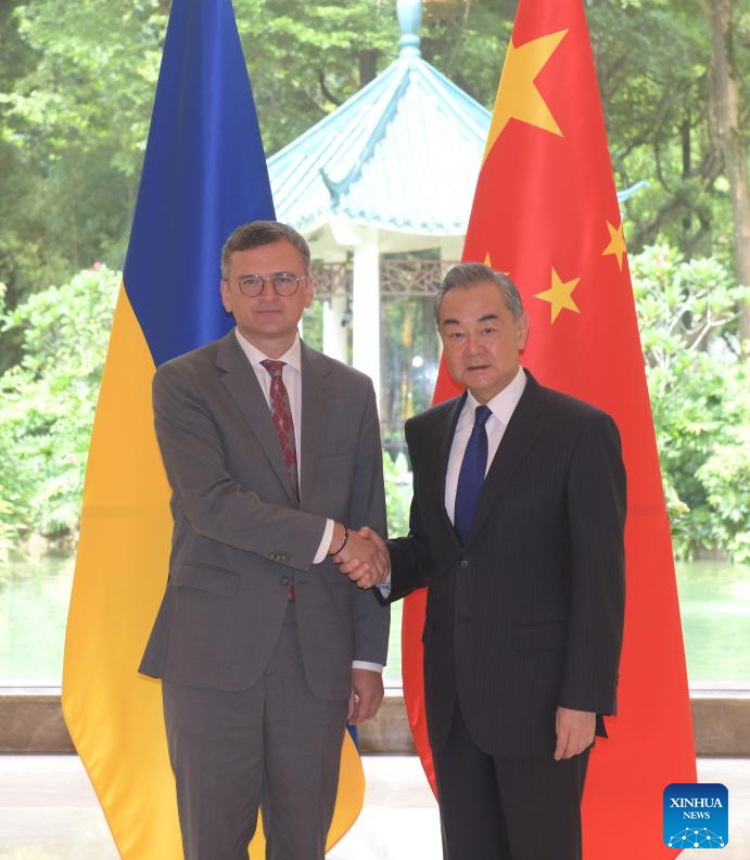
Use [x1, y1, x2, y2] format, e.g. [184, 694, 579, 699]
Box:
[0, 755, 747, 859]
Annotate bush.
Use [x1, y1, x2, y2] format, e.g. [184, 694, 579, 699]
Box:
[0, 266, 119, 542]
[383, 450, 412, 538]
[697, 372, 750, 562]
[631, 243, 750, 560]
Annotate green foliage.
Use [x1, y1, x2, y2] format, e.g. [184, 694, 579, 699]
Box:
[1, 0, 748, 319]
[0, 1, 748, 563]
[631, 244, 750, 560]
[0, 267, 119, 541]
[383, 449, 412, 539]
[590, 0, 749, 269]
[0, 0, 162, 325]
[697, 374, 750, 563]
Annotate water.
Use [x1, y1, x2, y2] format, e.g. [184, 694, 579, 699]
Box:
[674, 560, 750, 685]
[0, 555, 75, 685]
[0, 556, 747, 686]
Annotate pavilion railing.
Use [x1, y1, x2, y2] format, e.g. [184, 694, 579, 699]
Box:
[311, 257, 460, 299]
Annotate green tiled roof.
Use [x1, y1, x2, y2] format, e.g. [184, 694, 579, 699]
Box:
[268, 1, 490, 236]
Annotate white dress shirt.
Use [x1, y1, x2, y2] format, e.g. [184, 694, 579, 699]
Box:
[444, 365, 527, 524]
[235, 329, 381, 673]
[378, 365, 527, 599]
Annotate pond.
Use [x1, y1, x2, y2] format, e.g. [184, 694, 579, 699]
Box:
[0, 556, 748, 687]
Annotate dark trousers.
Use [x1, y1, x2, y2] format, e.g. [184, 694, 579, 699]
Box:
[433, 703, 589, 860]
[162, 603, 348, 860]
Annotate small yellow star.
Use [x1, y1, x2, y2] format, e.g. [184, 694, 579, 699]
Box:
[483, 29, 568, 163]
[602, 221, 627, 271]
[483, 252, 510, 276]
[535, 268, 581, 323]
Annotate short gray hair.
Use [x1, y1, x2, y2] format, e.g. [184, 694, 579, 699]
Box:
[221, 220, 311, 279]
[435, 263, 524, 322]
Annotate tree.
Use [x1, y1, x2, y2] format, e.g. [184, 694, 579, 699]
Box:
[630, 242, 750, 558]
[701, 0, 750, 345]
[0, 0, 166, 339]
[0, 266, 119, 542]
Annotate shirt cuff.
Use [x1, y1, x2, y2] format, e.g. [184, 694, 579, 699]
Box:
[313, 519, 335, 564]
[377, 570, 392, 598]
[352, 661, 384, 673]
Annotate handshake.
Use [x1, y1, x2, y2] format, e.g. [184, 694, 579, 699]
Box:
[328, 524, 390, 589]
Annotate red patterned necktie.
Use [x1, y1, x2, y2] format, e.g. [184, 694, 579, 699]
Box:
[261, 359, 300, 503]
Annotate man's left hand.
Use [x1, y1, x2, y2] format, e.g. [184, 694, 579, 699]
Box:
[554, 707, 595, 760]
[348, 668, 384, 725]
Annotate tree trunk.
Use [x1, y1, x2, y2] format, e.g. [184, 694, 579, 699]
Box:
[681, 116, 692, 234]
[359, 49, 378, 88]
[706, 0, 750, 346]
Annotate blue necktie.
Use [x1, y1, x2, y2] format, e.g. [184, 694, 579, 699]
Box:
[454, 404, 492, 544]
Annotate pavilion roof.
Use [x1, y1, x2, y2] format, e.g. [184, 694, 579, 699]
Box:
[267, 2, 490, 237]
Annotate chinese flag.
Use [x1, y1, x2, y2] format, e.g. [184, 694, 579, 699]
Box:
[401, 0, 697, 856]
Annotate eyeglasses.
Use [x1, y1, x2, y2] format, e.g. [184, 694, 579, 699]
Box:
[234, 272, 307, 298]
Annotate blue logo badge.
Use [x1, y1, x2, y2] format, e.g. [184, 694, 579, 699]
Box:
[664, 783, 728, 849]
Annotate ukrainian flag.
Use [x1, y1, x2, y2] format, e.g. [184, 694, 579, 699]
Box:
[62, 1, 364, 856]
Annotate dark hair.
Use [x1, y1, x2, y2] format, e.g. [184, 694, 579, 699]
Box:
[221, 220, 311, 279]
[435, 263, 524, 322]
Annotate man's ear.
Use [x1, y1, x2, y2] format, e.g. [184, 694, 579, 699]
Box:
[517, 313, 530, 350]
[220, 278, 231, 313]
[303, 275, 315, 309]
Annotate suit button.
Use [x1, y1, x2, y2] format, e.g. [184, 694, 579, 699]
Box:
[280, 576, 291, 586]
[460, 560, 469, 569]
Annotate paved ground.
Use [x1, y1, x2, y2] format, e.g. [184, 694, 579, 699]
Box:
[0, 755, 747, 858]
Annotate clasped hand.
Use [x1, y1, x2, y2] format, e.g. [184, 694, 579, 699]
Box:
[333, 526, 389, 589]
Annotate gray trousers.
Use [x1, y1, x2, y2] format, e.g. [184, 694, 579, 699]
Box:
[163, 604, 349, 860]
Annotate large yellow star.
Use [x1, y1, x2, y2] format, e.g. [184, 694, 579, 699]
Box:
[483, 29, 568, 162]
[535, 268, 581, 323]
[602, 221, 627, 271]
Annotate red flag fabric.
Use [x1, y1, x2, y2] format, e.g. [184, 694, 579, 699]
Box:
[401, 0, 697, 855]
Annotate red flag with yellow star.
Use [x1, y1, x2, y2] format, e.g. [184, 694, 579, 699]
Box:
[401, 0, 697, 856]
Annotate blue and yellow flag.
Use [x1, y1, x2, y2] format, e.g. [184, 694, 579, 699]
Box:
[62, 1, 364, 856]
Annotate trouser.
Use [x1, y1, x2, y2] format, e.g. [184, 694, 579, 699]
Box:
[163, 603, 348, 860]
[433, 702, 590, 860]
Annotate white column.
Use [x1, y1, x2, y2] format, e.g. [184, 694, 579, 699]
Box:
[441, 235, 464, 266]
[352, 238, 381, 403]
[323, 293, 348, 363]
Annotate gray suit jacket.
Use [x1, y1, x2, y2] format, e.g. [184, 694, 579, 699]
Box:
[140, 331, 389, 699]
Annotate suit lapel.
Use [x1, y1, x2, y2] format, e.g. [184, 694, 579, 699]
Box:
[465, 372, 546, 545]
[216, 332, 297, 505]
[299, 342, 334, 504]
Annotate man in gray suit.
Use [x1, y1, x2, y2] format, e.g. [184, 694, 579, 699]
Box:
[140, 221, 390, 860]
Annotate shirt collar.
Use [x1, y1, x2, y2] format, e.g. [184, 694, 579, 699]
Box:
[463, 365, 527, 427]
[234, 328, 302, 373]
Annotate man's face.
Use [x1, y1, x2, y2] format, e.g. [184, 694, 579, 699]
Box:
[438, 281, 529, 403]
[220, 239, 313, 356]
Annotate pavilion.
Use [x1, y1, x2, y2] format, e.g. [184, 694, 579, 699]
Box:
[268, 0, 490, 399]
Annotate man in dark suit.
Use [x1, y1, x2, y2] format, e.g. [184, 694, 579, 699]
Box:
[139, 221, 390, 860]
[343, 263, 626, 860]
